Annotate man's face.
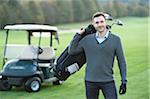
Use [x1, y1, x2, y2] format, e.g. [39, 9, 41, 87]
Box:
[92, 16, 106, 33]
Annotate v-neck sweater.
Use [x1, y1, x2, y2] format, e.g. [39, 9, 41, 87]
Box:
[68, 33, 126, 83]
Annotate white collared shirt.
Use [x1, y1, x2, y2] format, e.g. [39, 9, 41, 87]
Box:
[95, 30, 109, 44]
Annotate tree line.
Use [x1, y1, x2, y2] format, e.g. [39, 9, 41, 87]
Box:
[0, 0, 149, 29]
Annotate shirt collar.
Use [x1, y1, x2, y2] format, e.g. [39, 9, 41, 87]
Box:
[96, 30, 109, 39]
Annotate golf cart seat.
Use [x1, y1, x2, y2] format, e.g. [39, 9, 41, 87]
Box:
[38, 47, 56, 67]
[38, 47, 55, 61]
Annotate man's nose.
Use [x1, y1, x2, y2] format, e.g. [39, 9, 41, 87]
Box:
[97, 23, 103, 26]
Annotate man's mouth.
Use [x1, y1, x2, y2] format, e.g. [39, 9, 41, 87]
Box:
[97, 27, 103, 30]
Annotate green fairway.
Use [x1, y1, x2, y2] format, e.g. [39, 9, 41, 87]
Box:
[0, 17, 149, 99]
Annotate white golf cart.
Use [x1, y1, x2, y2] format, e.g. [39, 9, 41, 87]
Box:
[0, 24, 61, 92]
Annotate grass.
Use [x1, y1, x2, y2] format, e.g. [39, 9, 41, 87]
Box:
[0, 17, 149, 99]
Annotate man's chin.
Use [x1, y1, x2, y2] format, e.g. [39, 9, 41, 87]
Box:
[97, 30, 105, 33]
[95, 27, 106, 33]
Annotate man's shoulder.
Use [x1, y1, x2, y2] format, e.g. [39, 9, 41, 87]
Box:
[82, 33, 95, 40]
[109, 32, 120, 40]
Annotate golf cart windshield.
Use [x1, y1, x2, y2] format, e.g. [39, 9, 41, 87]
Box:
[4, 24, 59, 43]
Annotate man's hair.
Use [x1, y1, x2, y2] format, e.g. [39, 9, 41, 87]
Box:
[92, 12, 105, 20]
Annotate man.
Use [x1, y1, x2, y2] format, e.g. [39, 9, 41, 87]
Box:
[68, 12, 127, 99]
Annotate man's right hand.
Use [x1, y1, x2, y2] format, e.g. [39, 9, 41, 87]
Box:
[77, 28, 85, 35]
[77, 24, 96, 37]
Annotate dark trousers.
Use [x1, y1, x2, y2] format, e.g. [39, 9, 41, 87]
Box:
[85, 80, 117, 99]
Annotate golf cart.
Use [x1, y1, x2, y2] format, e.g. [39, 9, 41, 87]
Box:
[0, 24, 61, 92]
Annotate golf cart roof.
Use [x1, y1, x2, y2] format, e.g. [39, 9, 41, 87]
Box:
[4, 24, 58, 32]
[3, 24, 59, 44]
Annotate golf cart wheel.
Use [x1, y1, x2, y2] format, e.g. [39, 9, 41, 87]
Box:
[0, 80, 12, 91]
[53, 80, 62, 85]
[25, 77, 41, 92]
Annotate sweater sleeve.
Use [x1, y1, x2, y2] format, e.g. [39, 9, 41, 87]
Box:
[68, 33, 84, 55]
[115, 37, 127, 84]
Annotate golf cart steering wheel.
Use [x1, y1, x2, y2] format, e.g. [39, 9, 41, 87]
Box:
[38, 47, 43, 54]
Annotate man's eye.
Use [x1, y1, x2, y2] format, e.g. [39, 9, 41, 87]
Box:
[95, 21, 99, 24]
[101, 21, 104, 23]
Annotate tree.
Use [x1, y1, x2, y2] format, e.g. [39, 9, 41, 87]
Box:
[40, 0, 58, 24]
[113, 0, 128, 17]
[7, 0, 22, 23]
[72, 0, 86, 22]
[26, 1, 44, 23]
[0, 1, 9, 28]
[55, 0, 73, 23]
[0, 0, 148, 27]
[82, 0, 99, 20]
[103, 1, 117, 17]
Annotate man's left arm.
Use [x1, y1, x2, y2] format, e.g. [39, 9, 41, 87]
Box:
[115, 37, 127, 95]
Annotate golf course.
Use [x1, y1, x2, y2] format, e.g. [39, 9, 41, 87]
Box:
[0, 17, 149, 99]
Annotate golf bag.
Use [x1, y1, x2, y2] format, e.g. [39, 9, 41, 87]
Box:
[53, 24, 96, 81]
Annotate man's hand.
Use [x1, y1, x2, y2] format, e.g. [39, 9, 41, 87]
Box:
[77, 24, 96, 37]
[77, 28, 85, 35]
[119, 83, 127, 95]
